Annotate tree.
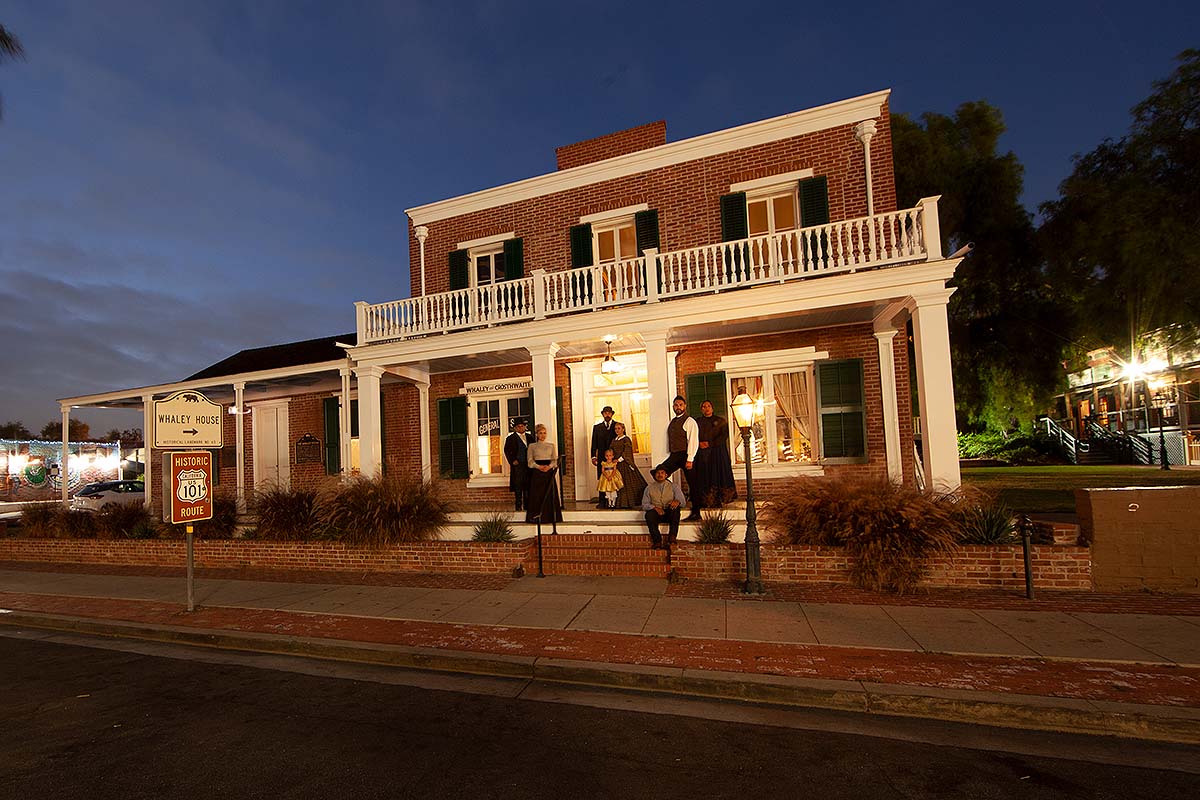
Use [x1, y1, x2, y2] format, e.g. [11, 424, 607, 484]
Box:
[102, 427, 144, 446]
[0, 24, 24, 121]
[40, 419, 91, 442]
[892, 102, 1066, 432]
[1041, 50, 1200, 357]
[0, 420, 32, 439]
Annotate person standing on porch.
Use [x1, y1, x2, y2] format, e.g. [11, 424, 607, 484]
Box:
[503, 418, 533, 512]
[526, 423, 563, 524]
[610, 421, 646, 509]
[697, 401, 737, 507]
[642, 466, 685, 549]
[590, 405, 617, 503]
[596, 448, 623, 509]
[656, 395, 700, 521]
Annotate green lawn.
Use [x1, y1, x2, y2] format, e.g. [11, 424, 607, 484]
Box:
[961, 465, 1200, 515]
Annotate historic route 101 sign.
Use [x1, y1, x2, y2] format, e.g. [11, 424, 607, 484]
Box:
[153, 390, 223, 448]
[163, 451, 213, 525]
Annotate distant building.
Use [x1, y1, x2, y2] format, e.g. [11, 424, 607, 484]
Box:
[58, 90, 966, 510]
[1, 439, 120, 500]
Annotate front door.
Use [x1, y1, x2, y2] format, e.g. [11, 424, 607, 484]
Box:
[252, 401, 290, 489]
[583, 390, 652, 502]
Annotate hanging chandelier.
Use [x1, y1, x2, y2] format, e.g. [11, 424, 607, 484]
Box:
[601, 335, 622, 374]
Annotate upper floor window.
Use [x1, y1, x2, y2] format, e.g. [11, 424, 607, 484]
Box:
[472, 244, 506, 288]
[746, 190, 798, 237]
[448, 234, 523, 290]
[720, 172, 828, 243]
[594, 218, 638, 266]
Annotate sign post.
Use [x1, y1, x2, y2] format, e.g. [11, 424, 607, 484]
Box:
[163, 450, 213, 612]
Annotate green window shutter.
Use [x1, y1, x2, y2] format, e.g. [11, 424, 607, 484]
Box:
[817, 359, 866, 460]
[570, 224, 593, 268]
[555, 386, 565, 455]
[449, 249, 469, 290]
[437, 397, 468, 478]
[503, 237, 524, 280]
[526, 388, 536, 430]
[685, 372, 728, 420]
[720, 193, 748, 241]
[209, 450, 221, 486]
[634, 209, 660, 254]
[799, 177, 829, 227]
[323, 397, 340, 475]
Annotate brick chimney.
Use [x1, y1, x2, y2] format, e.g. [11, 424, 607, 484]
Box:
[555, 120, 667, 171]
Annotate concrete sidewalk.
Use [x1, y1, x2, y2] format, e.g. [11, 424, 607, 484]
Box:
[2, 565, 1199, 743]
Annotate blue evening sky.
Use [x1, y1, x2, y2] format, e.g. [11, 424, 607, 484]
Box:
[1, 0, 1196, 431]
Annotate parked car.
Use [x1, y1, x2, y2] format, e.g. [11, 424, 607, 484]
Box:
[71, 480, 146, 511]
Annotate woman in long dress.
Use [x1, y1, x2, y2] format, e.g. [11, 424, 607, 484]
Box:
[698, 401, 737, 506]
[610, 422, 647, 509]
[526, 423, 563, 524]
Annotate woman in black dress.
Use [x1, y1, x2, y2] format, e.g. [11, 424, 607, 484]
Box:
[609, 422, 647, 509]
[525, 423, 563, 524]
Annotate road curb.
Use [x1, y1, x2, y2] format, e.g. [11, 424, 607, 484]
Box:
[3, 610, 1198, 745]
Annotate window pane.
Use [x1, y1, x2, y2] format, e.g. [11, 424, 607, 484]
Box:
[747, 200, 769, 236]
[506, 396, 531, 430]
[597, 230, 616, 262]
[773, 194, 797, 231]
[475, 254, 492, 286]
[774, 370, 813, 462]
[475, 400, 503, 474]
[729, 375, 766, 464]
[629, 392, 651, 455]
[618, 225, 637, 258]
[493, 251, 505, 279]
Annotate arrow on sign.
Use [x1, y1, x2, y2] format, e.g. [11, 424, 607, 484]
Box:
[183, 428, 198, 435]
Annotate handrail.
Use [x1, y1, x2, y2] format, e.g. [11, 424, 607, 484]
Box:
[1041, 417, 1083, 464]
[357, 200, 939, 344]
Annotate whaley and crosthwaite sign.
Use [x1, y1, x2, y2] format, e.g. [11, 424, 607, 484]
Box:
[153, 390, 223, 448]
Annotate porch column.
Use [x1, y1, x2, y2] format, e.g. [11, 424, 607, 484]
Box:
[355, 365, 385, 478]
[416, 380, 432, 483]
[854, 119, 877, 216]
[909, 291, 961, 491]
[142, 393, 154, 510]
[528, 342, 561, 449]
[339, 366, 352, 475]
[873, 327, 903, 484]
[643, 329, 672, 468]
[60, 405, 70, 503]
[233, 382, 246, 507]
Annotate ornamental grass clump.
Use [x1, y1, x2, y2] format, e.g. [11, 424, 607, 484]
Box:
[472, 512, 515, 542]
[190, 489, 239, 539]
[955, 498, 1016, 545]
[320, 474, 451, 546]
[252, 485, 322, 541]
[695, 508, 734, 544]
[19, 502, 63, 537]
[763, 475, 961, 594]
[95, 503, 160, 540]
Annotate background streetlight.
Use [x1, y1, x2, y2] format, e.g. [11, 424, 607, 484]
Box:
[731, 389, 764, 595]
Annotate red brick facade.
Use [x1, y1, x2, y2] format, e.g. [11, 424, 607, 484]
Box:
[555, 120, 668, 171]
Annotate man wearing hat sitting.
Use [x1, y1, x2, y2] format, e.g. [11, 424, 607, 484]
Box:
[590, 404, 617, 507]
[642, 466, 685, 549]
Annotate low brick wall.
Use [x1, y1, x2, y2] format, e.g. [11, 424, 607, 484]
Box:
[1080, 486, 1200, 592]
[671, 543, 1091, 590]
[0, 538, 528, 576]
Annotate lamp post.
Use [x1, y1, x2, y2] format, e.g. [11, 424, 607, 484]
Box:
[731, 390, 764, 595]
[1152, 388, 1171, 471]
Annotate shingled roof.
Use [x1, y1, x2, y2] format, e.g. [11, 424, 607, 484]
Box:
[185, 333, 356, 381]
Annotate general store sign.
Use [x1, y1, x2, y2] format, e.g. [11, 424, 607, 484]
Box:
[162, 451, 213, 525]
[153, 390, 223, 448]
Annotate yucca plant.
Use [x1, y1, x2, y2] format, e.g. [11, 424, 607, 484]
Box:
[763, 475, 961, 594]
[320, 474, 451, 546]
[695, 508, 734, 544]
[252, 485, 322, 541]
[472, 512, 515, 542]
[957, 502, 1016, 545]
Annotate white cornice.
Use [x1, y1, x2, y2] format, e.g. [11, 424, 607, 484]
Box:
[406, 90, 890, 226]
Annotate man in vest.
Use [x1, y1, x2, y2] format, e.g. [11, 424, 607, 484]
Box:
[503, 419, 534, 511]
[656, 395, 701, 521]
[590, 405, 617, 507]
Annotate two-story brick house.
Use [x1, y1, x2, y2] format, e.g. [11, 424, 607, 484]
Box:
[58, 89, 963, 514]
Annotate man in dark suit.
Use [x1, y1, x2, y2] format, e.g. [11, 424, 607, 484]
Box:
[503, 419, 534, 511]
[590, 405, 617, 506]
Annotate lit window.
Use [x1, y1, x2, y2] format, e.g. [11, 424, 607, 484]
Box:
[469, 393, 532, 477]
[728, 369, 815, 466]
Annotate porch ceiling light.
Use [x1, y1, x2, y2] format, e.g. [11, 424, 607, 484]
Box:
[732, 389, 755, 431]
[601, 337, 623, 374]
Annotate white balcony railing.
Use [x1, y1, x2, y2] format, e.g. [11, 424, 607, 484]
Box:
[357, 197, 941, 344]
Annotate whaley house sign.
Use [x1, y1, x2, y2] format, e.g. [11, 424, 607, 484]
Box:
[153, 390, 223, 448]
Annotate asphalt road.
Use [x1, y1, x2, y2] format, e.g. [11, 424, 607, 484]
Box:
[1, 631, 1197, 799]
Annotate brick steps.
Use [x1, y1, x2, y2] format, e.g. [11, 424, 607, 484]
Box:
[522, 534, 672, 577]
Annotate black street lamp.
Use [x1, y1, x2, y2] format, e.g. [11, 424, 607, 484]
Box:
[1152, 388, 1171, 471]
[731, 389, 764, 595]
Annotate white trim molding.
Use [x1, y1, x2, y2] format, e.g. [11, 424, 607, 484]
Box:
[407, 90, 890, 225]
[456, 231, 516, 250]
[579, 203, 649, 225]
[716, 346, 829, 372]
[729, 168, 815, 194]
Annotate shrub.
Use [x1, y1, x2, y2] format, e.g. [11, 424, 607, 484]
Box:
[763, 475, 960, 593]
[59, 510, 99, 539]
[957, 502, 1016, 545]
[19, 502, 63, 537]
[320, 474, 451, 546]
[252, 485, 322, 541]
[472, 512, 515, 542]
[95, 503, 160, 540]
[695, 508, 734, 544]
[189, 489, 239, 539]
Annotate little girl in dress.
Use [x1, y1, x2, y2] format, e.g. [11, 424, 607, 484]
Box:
[596, 448, 624, 509]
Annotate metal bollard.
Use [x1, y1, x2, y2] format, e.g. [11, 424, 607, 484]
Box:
[1018, 515, 1035, 600]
